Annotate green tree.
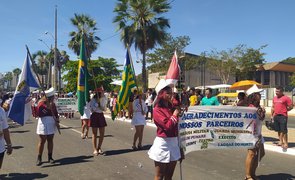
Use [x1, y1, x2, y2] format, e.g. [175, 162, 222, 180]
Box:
[113, 0, 171, 91]
[281, 57, 295, 64]
[61, 57, 121, 92]
[68, 14, 101, 56]
[12, 68, 21, 85]
[290, 73, 295, 87]
[237, 44, 267, 80]
[4, 72, 13, 90]
[206, 48, 240, 84]
[32, 50, 48, 88]
[147, 34, 190, 73]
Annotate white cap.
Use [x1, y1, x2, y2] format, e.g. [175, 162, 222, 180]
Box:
[246, 84, 263, 95]
[45, 87, 55, 97]
[155, 79, 172, 94]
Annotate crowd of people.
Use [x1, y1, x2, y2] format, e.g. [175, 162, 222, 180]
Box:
[0, 83, 293, 180]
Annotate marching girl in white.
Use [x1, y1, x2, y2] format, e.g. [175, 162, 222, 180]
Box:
[80, 96, 91, 139]
[131, 90, 147, 150]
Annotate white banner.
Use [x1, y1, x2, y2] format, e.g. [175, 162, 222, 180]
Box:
[179, 106, 258, 155]
[56, 98, 77, 113]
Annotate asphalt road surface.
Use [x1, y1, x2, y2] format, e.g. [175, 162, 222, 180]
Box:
[1, 115, 295, 180]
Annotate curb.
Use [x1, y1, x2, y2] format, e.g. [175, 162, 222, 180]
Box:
[106, 114, 295, 156]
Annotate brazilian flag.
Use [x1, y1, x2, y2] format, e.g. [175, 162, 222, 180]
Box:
[77, 36, 89, 116]
[112, 49, 136, 120]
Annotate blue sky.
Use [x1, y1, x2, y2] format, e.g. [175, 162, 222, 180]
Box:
[1, 0, 295, 75]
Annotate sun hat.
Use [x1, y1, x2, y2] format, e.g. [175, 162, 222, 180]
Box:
[246, 84, 263, 95]
[155, 79, 173, 94]
[45, 87, 55, 97]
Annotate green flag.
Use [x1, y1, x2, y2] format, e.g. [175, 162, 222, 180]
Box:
[112, 49, 136, 120]
[77, 36, 89, 116]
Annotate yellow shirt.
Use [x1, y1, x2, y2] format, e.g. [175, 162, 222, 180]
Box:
[189, 95, 197, 106]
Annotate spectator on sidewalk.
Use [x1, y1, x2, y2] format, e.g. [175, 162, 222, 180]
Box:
[145, 88, 154, 120]
[201, 88, 220, 106]
[180, 87, 190, 111]
[233, 92, 248, 107]
[271, 86, 293, 150]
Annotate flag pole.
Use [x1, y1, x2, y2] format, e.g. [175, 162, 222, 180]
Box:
[25, 45, 61, 134]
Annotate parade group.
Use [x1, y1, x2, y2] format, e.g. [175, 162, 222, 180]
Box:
[0, 81, 293, 180]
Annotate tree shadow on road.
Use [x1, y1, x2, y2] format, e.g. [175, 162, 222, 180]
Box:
[258, 173, 295, 180]
[264, 136, 295, 148]
[0, 172, 48, 180]
[41, 155, 93, 168]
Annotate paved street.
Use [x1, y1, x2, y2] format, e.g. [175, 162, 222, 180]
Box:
[1, 113, 295, 180]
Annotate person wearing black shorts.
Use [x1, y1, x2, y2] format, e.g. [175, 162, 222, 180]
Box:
[271, 86, 293, 150]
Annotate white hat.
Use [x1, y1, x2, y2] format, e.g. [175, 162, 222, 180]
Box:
[246, 84, 263, 95]
[45, 87, 55, 97]
[155, 79, 172, 94]
[173, 87, 178, 93]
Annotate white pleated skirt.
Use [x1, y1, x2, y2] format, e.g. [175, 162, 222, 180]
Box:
[36, 116, 56, 135]
[148, 137, 180, 163]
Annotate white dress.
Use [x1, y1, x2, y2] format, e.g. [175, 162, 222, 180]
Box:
[36, 116, 56, 135]
[80, 102, 91, 120]
[131, 99, 147, 126]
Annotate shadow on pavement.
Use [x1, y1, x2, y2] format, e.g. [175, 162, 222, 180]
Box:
[104, 148, 134, 156]
[264, 136, 279, 142]
[12, 145, 24, 150]
[0, 172, 48, 180]
[10, 130, 30, 134]
[41, 155, 93, 168]
[104, 145, 152, 156]
[259, 173, 295, 180]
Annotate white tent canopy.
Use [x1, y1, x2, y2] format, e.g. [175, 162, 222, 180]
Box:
[110, 80, 122, 86]
[195, 84, 231, 90]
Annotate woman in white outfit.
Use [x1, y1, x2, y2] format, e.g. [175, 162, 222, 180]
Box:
[36, 87, 60, 166]
[131, 91, 147, 150]
[80, 97, 91, 139]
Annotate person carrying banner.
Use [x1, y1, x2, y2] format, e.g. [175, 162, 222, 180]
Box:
[89, 87, 107, 156]
[36, 87, 60, 166]
[0, 101, 13, 169]
[148, 79, 184, 180]
[131, 90, 147, 150]
[244, 85, 265, 180]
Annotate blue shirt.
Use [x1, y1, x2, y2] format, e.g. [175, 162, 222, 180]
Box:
[201, 96, 220, 106]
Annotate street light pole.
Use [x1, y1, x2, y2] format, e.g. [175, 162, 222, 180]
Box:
[54, 5, 58, 92]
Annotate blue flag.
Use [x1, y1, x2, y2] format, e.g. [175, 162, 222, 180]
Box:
[8, 52, 40, 125]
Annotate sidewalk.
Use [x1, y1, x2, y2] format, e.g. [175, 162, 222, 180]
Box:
[264, 106, 295, 116]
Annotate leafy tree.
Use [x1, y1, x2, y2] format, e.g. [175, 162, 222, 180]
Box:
[281, 57, 295, 64]
[205, 48, 239, 84]
[61, 57, 121, 92]
[147, 34, 190, 73]
[68, 14, 101, 56]
[236, 44, 267, 80]
[12, 68, 21, 85]
[290, 73, 295, 87]
[4, 72, 13, 90]
[113, 0, 170, 91]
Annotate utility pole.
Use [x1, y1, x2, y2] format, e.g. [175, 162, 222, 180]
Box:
[54, 5, 58, 92]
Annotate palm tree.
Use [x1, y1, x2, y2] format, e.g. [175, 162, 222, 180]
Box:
[68, 13, 101, 56]
[113, 0, 170, 91]
[12, 68, 22, 86]
[32, 50, 48, 88]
